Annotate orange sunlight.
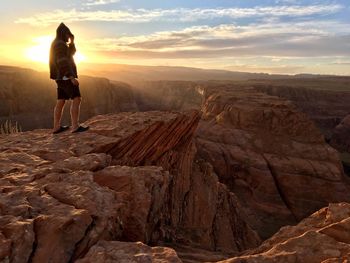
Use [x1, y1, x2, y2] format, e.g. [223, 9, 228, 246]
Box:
[25, 36, 86, 65]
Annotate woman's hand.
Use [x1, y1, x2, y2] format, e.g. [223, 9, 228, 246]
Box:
[69, 34, 75, 44]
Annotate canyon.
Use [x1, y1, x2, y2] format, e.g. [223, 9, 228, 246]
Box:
[0, 66, 138, 131]
[1, 65, 350, 262]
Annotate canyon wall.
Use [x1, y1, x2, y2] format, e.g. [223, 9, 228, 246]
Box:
[1, 66, 350, 262]
[254, 84, 350, 141]
[0, 66, 138, 131]
[219, 203, 350, 263]
[194, 83, 350, 240]
[331, 114, 350, 153]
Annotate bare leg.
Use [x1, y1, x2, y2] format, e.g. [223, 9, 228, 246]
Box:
[71, 96, 82, 131]
[53, 100, 66, 132]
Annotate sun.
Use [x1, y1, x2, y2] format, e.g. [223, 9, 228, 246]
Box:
[25, 36, 86, 64]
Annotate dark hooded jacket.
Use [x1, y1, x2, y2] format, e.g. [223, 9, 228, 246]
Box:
[49, 23, 78, 80]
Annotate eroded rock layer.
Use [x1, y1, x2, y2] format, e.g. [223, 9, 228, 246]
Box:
[0, 110, 260, 263]
[1, 83, 350, 263]
[76, 240, 182, 263]
[195, 84, 350, 240]
[254, 83, 350, 140]
[331, 114, 350, 154]
[219, 203, 350, 263]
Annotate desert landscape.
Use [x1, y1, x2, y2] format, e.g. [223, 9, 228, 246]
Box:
[1, 0, 350, 261]
[1, 64, 350, 262]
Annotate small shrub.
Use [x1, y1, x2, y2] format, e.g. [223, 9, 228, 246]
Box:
[0, 120, 22, 135]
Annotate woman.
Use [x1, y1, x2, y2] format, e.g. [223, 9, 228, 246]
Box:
[49, 22, 89, 134]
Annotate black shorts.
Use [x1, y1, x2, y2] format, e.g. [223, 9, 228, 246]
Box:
[56, 79, 81, 100]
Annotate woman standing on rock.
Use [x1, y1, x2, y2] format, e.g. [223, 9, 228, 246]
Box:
[49, 23, 89, 134]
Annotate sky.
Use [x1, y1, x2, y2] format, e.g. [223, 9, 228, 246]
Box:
[0, 0, 350, 75]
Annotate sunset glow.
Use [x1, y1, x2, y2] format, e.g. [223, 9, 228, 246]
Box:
[0, 0, 349, 75]
[25, 36, 86, 65]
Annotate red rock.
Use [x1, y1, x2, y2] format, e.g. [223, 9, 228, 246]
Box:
[0, 111, 211, 262]
[218, 203, 350, 263]
[331, 114, 350, 153]
[0, 216, 34, 263]
[254, 85, 350, 141]
[0, 232, 11, 262]
[93, 165, 172, 243]
[76, 240, 182, 263]
[195, 85, 350, 239]
[52, 153, 112, 172]
[85, 111, 260, 253]
[2, 93, 347, 263]
[173, 160, 261, 253]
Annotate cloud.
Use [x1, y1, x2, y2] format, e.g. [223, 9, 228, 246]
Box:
[84, 0, 120, 6]
[15, 4, 343, 26]
[275, 0, 300, 4]
[331, 60, 350, 65]
[83, 21, 350, 60]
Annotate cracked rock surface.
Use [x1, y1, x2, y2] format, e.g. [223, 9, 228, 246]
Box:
[0, 110, 260, 262]
[1, 87, 350, 263]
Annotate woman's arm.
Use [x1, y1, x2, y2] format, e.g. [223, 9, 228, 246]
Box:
[55, 42, 75, 78]
[68, 43, 76, 56]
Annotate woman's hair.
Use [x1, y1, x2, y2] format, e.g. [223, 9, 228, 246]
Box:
[56, 23, 73, 42]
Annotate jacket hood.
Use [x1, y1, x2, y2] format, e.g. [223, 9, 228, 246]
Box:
[56, 23, 73, 42]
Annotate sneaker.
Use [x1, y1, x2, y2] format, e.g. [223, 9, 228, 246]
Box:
[53, 126, 70, 134]
[72, 126, 90, 133]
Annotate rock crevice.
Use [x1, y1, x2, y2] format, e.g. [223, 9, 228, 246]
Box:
[1, 84, 350, 263]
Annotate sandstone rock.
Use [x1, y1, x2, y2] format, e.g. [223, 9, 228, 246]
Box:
[2, 83, 348, 263]
[0, 108, 263, 262]
[170, 244, 230, 263]
[0, 149, 50, 175]
[331, 114, 350, 153]
[218, 203, 350, 263]
[0, 168, 122, 263]
[76, 240, 182, 263]
[168, 158, 261, 253]
[255, 84, 350, 141]
[85, 111, 260, 253]
[0, 216, 34, 263]
[195, 85, 350, 239]
[85, 110, 201, 168]
[0, 110, 209, 262]
[52, 153, 112, 172]
[94, 165, 172, 243]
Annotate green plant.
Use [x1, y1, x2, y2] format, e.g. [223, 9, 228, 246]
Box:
[0, 120, 22, 135]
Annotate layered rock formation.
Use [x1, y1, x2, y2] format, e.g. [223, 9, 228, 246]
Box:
[331, 114, 350, 153]
[0, 110, 261, 263]
[331, 114, 350, 175]
[195, 84, 350, 240]
[76, 241, 182, 262]
[1, 71, 350, 262]
[254, 83, 350, 141]
[219, 203, 350, 263]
